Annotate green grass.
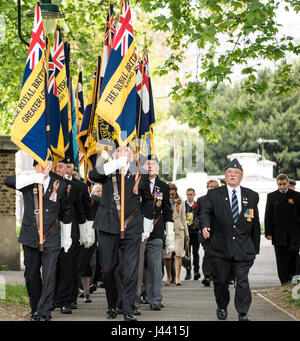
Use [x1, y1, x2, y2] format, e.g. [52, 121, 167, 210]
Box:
[0, 265, 9, 271]
[0, 285, 29, 306]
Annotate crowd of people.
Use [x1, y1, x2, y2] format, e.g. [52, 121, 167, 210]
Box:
[4, 149, 300, 322]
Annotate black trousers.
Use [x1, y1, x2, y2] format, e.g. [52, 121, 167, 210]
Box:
[98, 231, 141, 314]
[274, 245, 298, 284]
[23, 245, 60, 316]
[202, 241, 213, 279]
[212, 257, 254, 314]
[188, 232, 200, 273]
[55, 247, 73, 306]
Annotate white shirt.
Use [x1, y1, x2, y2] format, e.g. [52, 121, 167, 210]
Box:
[43, 176, 50, 194]
[187, 200, 196, 207]
[150, 177, 156, 194]
[227, 184, 242, 214]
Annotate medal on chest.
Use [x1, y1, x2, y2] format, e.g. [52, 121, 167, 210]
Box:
[244, 208, 254, 222]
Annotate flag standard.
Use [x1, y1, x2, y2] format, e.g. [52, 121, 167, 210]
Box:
[96, 0, 136, 147]
[11, 2, 48, 167]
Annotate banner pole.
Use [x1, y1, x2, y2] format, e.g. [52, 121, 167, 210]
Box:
[37, 164, 44, 251]
[120, 146, 125, 239]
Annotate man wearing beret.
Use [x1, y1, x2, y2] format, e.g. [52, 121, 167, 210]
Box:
[5, 158, 72, 321]
[53, 158, 87, 313]
[89, 146, 153, 321]
[201, 159, 261, 321]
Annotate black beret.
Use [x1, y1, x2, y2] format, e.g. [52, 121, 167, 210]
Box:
[148, 154, 159, 164]
[225, 158, 243, 171]
[289, 178, 296, 186]
[33, 155, 53, 167]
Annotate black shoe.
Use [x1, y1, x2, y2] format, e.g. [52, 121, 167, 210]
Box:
[216, 308, 227, 320]
[30, 313, 40, 321]
[89, 284, 97, 293]
[60, 306, 72, 314]
[84, 295, 92, 303]
[133, 309, 141, 316]
[50, 302, 59, 311]
[41, 313, 52, 321]
[106, 308, 118, 319]
[141, 295, 148, 304]
[202, 277, 210, 287]
[69, 302, 78, 309]
[194, 272, 201, 280]
[117, 307, 123, 315]
[159, 303, 165, 308]
[124, 313, 137, 321]
[238, 313, 249, 321]
[185, 271, 191, 280]
[150, 304, 161, 311]
[78, 291, 84, 298]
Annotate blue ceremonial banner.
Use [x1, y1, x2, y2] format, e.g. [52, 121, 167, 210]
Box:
[96, 1, 136, 147]
[11, 2, 49, 167]
[136, 46, 156, 157]
[51, 26, 69, 162]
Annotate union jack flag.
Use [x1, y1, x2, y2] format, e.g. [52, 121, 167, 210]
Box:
[52, 27, 65, 73]
[26, 2, 45, 71]
[112, 1, 134, 57]
[104, 1, 116, 52]
[48, 53, 58, 95]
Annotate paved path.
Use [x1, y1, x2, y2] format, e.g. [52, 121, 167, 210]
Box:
[0, 238, 297, 321]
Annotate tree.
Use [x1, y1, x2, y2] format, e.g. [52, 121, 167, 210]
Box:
[134, 0, 300, 138]
[200, 65, 300, 179]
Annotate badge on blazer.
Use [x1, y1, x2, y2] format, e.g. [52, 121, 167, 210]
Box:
[288, 198, 294, 204]
[242, 197, 248, 206]
[156, 192, 163, 207]
[244, 208, 254, 222]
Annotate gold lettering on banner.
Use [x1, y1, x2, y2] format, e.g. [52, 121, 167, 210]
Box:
[104, 52, 136, 106]
[16, 68, 45, 118]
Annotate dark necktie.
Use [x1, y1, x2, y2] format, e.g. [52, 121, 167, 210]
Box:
[232, 189, 239, 223]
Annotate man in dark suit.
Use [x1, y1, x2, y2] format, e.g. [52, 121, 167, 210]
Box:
[142, 155, 173, 311]
[185, 188, 200, 281]
[5, 159, 71, 321]
[89, 146, 153, 321]
[265, 173, 300, 285]
[194, 180, 219, 287]
[201, 159, 260, 321]
[53, 158, 87, 313]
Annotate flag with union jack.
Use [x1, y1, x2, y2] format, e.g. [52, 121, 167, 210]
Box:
[96, 0, 136, 147]
[51, 26, 69, 163]
[136, 44, 156, 157]
[11, 1, 49, 167]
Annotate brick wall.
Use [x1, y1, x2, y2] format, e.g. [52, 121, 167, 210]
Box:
[0, 151, 16, 216]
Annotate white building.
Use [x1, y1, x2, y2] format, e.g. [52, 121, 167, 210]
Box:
[174, 152, 299, 225]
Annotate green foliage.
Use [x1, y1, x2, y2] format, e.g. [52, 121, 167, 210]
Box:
[199, 65, 300, 179]
[136, 0, 300, 137]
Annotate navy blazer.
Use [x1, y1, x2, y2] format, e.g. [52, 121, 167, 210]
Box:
[5, 175, 71, 249]
[200, 185, 261, 261]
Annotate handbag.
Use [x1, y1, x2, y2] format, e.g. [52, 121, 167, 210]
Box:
[182, 242, 191, 270]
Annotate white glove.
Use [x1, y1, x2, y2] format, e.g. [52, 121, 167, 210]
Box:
[165, 221, 175, 254]
[142, 217, 154, 242]
[16, 173, 44, 189]
[103, 156, 128, 175]
[84, 221, 95, 248]
[60, 222, 72, 253]
[79, 222, 87, 245]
